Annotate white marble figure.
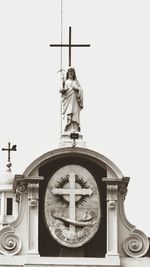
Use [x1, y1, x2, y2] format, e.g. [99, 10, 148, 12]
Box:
[60, 67, 83, 133]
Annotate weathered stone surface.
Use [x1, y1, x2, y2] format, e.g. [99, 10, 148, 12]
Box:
[45, 165, 101, 248]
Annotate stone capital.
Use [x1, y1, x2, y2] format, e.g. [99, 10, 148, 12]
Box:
[13, 175, 43, 203]
[103, 177, 130, 198]
[28, 183, 40, 208]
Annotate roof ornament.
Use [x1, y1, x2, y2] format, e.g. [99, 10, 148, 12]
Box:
[2, 142, 17, 172]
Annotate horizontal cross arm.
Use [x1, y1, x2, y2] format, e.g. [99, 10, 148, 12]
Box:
[50, 44, 90, 47]
[75, 188, 93, 196]
[52, 188, 93, 196]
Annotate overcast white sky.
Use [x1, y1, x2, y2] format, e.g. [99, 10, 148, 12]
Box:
[0, 0, 150, 236]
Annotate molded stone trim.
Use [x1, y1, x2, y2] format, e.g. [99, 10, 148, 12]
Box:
[23, 147, 123, 178]
[122, 229, 149, 258]
[0, 227, 22, 255]
[0, 176, 43, 255]
[103, 177, 149, 258]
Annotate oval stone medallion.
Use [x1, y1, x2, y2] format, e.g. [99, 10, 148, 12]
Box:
[44, 165, 101, 248]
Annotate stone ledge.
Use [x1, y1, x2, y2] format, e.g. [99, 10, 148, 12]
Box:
[0, 256, 122, 266]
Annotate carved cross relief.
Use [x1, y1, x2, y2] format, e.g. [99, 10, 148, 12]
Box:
[45, 165, 101, 248]
[51, 171, 93, 233]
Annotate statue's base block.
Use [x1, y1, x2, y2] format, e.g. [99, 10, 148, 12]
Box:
[59, 133, 86, 148]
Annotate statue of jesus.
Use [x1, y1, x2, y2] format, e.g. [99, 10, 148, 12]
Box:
[60, 67, 83, 133]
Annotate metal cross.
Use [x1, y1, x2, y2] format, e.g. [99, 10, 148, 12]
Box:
[52, 171, 92, 233]
[2, 142, 17, 171]
[50, 26, 90, 67]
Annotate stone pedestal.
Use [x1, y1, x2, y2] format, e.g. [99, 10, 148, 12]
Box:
[59, 133, 86, 148]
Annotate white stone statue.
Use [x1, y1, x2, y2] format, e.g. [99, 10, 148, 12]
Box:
[60, 67, 83, 133]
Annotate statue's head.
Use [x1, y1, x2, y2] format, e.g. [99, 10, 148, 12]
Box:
[66, 67, 76, 80]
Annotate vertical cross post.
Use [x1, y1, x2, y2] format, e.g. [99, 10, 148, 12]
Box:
[51, 172, 92, 233]
[69, 26, 71, 66]
[50, 26, 90, 67]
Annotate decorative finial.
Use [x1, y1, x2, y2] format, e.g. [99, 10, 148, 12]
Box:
[2, 142, 17, 172]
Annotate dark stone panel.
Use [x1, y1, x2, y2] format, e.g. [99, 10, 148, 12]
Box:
[39, 154, 106, 257]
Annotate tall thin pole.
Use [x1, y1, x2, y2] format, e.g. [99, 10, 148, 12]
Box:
[60, 0, 63, 75]
[60, 0, 63, 136]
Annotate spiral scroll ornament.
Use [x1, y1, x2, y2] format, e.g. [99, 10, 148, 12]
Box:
[123, 232, 149, 258]
[0, 232, 22, 255]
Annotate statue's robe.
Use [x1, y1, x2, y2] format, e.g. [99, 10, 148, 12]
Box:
[62, 79, 83, 132]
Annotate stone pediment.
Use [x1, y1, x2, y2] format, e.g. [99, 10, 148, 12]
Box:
[0, 147, 149, 267]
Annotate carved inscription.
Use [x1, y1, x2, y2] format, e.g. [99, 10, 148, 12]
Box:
[44, 165, 101, 248]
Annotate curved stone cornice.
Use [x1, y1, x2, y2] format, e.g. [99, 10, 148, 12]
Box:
[23, 147, 123, 178]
